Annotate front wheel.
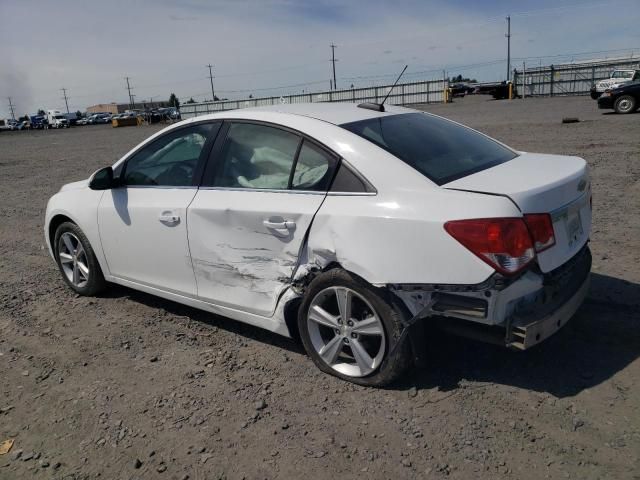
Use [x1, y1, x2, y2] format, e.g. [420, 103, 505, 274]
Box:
[54, 222, 107, 296]
[614, 95, 636, 114]
[297, 269, 412, 387]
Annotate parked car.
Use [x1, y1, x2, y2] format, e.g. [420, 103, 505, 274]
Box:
[88, 113, 110, 125]
[590, 69, 640, 99]
[597, 80, 640, 114]
[45, 103, 592, 386]
[449, 83, 474, 98]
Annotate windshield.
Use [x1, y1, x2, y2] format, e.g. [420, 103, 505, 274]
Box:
[341, 113, 517, 185]
[54, 115, 66, 119]
[611, 71, 633, 79]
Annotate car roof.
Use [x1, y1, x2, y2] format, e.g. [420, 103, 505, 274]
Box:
[191, 102, 415, 126]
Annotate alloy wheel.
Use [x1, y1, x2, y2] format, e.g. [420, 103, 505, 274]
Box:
[307, 286, 386, 377]
[58, 232, 90, 288]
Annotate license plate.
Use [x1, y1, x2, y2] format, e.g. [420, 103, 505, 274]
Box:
[566, 213, 583, 247]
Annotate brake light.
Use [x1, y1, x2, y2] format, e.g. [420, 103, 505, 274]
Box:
[444, 218, 535, 275]
[523, 213, 556, 253]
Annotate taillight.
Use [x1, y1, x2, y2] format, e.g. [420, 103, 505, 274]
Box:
[523, 213, 556, 253]
[444, 218, 535, 275]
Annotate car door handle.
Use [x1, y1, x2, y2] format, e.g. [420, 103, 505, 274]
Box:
[263, 219, 295, 237]
[158, 212, 180, 226]
[263, 220, 295, 229]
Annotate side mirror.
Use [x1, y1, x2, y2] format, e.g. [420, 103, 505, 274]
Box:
[89, 166, 115, 190]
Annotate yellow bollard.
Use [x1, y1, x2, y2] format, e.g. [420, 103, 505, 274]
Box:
[508, 82, 513, 100]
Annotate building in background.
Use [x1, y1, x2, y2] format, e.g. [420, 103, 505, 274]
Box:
[86, 101, 170, 114]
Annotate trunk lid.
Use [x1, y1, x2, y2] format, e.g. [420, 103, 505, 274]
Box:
[444, 152, 591, 272]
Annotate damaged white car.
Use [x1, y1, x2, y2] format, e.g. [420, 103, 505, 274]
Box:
[45, 103, 592, 386]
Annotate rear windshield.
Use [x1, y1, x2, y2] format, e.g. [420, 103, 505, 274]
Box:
[341, 113, 517, 185]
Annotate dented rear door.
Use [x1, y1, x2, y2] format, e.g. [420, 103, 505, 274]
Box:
[187, 121, 337, 317]
[187, 189, 325, 316]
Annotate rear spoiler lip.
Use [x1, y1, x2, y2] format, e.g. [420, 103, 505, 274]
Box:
[443, 187, 522, 213]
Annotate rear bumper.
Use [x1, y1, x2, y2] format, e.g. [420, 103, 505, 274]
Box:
[398, 246, 591, 350]
[507, 272, 589, 349]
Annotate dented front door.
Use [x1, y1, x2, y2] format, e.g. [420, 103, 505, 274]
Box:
[187, 189, 325, 316]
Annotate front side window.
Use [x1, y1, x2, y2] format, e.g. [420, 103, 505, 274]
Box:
[213, 123, 301, 189]
[341, 113, 517, 185]
[123, 123, 216, 186]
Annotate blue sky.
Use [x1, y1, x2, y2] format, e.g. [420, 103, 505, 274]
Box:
[1, 0, 639, 115]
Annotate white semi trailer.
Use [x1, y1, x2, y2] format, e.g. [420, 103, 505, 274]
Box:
[46, 110, 70, 129]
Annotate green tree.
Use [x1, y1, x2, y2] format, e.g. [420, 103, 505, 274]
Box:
[169, 93, 180, 109]
[37, 109, 46, 116]
[186, 97, 196, 104]
[75, 110, 82, 118]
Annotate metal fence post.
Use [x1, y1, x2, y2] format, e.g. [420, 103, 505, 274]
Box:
[550, 65, 554, 97]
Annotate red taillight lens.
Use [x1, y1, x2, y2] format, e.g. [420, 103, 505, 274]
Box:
[444, 218, 535, 275]
[523, 213, 556, 253]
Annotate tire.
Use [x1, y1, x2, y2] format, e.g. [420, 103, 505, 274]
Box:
[297, 268, 412, 387]
[54, 222, 107, 296]
[614, 95, 636, 114]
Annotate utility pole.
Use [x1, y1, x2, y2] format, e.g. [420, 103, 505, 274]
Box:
[207, 64, 216, 102]
[505, 15, 511, 81]
[7, 97, 16, 120]
[131, 94, 136, 109]
[61, 88, 70, 113]
[330, 44, 338, 90]
[125, 77, 133, 109]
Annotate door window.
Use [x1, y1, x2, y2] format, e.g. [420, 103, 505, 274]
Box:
[123, 123, 217, 186]
[212, 123, 301, 190]
[291, 140, 334, 191]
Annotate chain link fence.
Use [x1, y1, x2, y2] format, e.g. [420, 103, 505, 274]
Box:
[513, 56, 640, 97]
[180, 79, 446, 118]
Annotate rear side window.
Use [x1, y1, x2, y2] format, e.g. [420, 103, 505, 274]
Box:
[341, 113, 517, 185]
[291, 140, 334, 191]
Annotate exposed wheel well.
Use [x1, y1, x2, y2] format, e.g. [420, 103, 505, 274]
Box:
[48, 214, 74, 253]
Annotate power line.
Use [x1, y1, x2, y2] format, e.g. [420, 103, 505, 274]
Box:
[61, 88, 70, 113]
[207, 64, 216, 101]
[330, 44, 338, 90]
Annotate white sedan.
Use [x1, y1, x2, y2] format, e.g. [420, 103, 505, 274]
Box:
[45, 103, 592, 386]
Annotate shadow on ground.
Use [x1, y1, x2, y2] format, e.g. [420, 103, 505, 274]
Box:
[402, 272, 640, 398]
[102, 272, 639, 398]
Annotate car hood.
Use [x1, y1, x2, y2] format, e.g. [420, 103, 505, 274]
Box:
[59, 179, 89, 192]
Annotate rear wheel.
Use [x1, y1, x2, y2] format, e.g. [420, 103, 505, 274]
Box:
[54, 222, 107, 296]
[298, 269, 412, 387]
[614, 95, 636, 114]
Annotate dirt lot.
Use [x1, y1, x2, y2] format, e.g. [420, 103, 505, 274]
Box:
[1, 96, 639, 480]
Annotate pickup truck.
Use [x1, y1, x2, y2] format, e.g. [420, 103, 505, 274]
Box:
[590, 69, 640, 99]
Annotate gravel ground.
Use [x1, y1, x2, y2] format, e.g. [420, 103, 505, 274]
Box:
[0, 96, 639, 480]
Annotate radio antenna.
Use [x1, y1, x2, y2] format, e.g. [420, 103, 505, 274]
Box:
[381, 64, 408, 107]
[358, 65, 408, 112]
